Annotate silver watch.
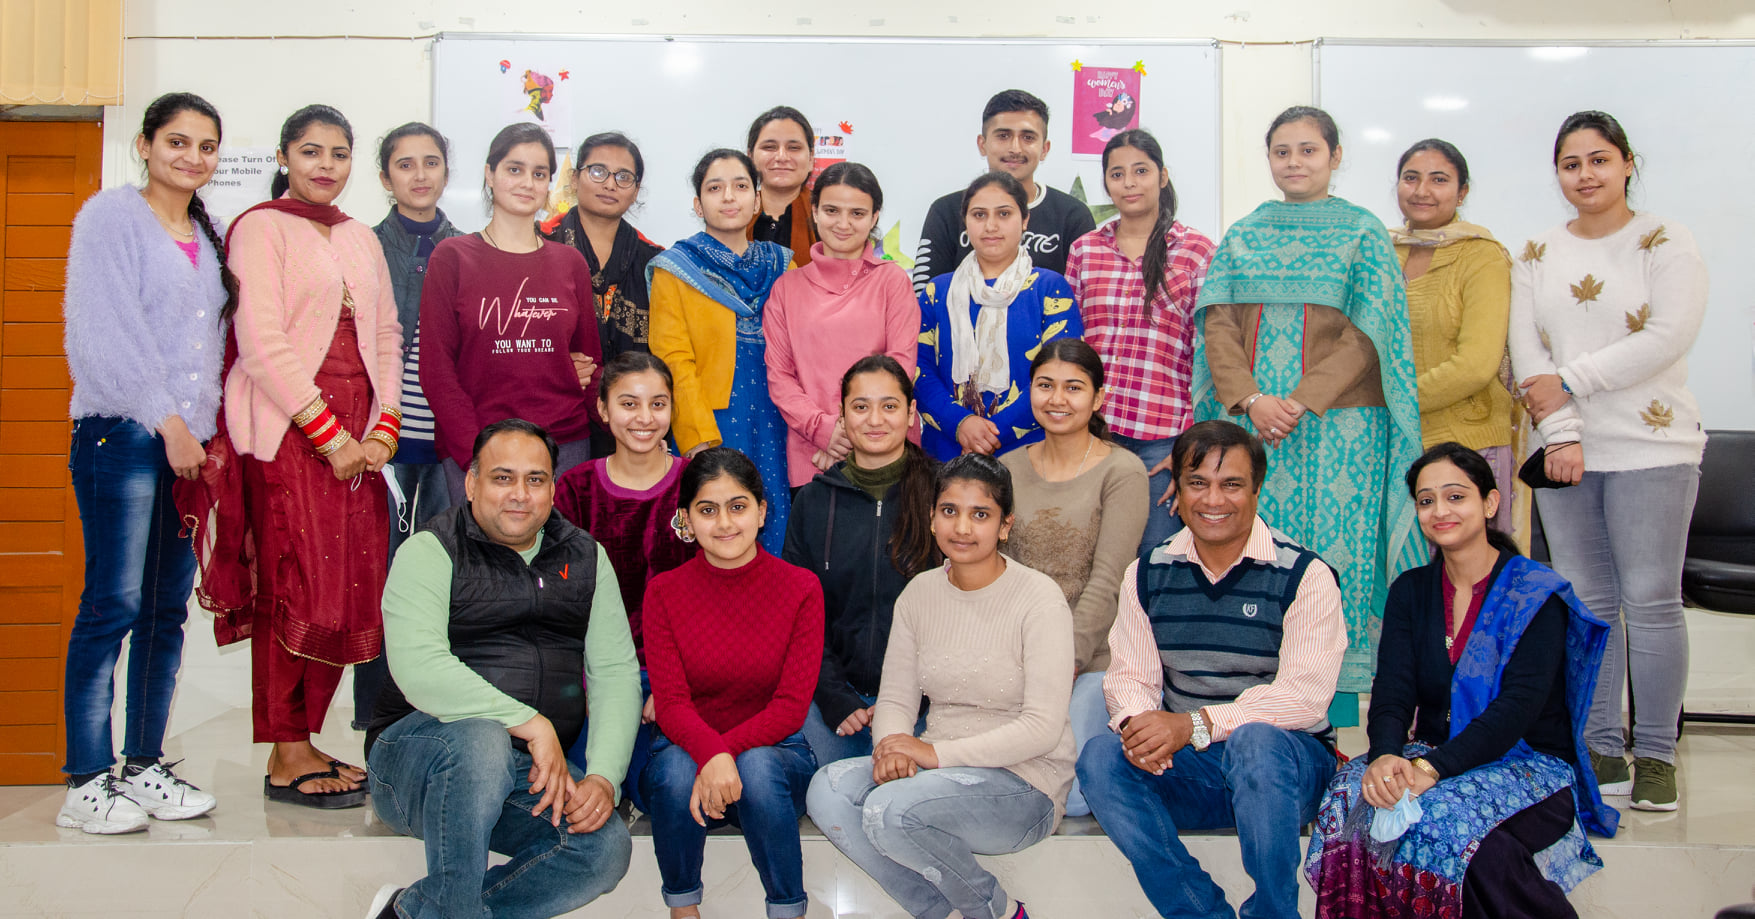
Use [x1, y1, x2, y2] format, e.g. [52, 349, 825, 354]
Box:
[1189, 710, 1212, 752]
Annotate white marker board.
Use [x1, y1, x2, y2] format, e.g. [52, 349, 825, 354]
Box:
[430, 34, 1219, 265]
[1316, 39, 1755, 430]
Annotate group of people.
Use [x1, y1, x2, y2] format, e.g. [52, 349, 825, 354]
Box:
[57, 81, 1707, 919]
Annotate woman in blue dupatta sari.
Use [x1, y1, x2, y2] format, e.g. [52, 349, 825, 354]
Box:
[649, 148, 793, 553]
[1305, 443, 1617, 919]
[1192, 106, 1424, 724]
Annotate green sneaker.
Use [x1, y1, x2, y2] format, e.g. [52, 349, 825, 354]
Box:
[1591, 751, 1632, 796]
[1631, 757, 1678, 812]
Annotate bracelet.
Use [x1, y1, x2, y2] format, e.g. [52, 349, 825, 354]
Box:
[1411, 757, 1440, 781]
[364, 429, 399, 460]
[1242, 392, 1265, 414]
[291, 397, 328, 428]
[369, 406, 402, 443]
[314, 427, 354, 457]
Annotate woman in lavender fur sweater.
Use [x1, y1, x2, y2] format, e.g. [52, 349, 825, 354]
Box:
[57, 93, 230, 834]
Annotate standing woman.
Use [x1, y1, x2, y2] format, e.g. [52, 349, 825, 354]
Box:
[640, 448, 823, 919]
[57, 92, 228, 833]
[783, 355, 940, 767]
[765, 162, 920, 489]
[223, 104, 403, 806]
[915, 171, 1084, 462]
[1509, 110, 1708, 812]
[1065, 129, 1216, 552]
[998, 339, 1147, 817]
[419, 123, 603, 502]
[1192, 106, 1424, 725]
[1390, 138, 1522, 540]
[648, 148, 793, 553]
[806, 453, 1074, 919]
[745, 106, 818, 266]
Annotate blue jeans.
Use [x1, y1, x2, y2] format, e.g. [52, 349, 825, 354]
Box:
[368, 713, 632, 919]
[567, 669, 654, 811]
[1537, 463, 1700, 762]
[353, 461, 453, 730]
[63, 417, 196, 776]
[1064, 670, 1109, 817]
[807, 757, 1055, 919]
[1076, 723, 1334, 919]
[1112, 433, 1181, 554]
[638, 731, 815, 918]
[801, 688, 930, 768]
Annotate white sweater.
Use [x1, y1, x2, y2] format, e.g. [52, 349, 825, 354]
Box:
[1508, 213, 1708, 472]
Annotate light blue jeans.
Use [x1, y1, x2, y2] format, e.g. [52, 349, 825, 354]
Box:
[1537, 462, 1700, 762]
[1111, 433, 1181, 554]
[807, 757, 1054, 919]
[1064, 670, 1109, 817]
[801, 687, 929, 770]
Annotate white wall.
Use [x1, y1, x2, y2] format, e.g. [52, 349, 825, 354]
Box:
[117, 0, 1755, 226]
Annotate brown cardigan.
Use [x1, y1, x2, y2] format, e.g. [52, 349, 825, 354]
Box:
[1203, 303, 1385, 415]
[746, 191, 818, 267]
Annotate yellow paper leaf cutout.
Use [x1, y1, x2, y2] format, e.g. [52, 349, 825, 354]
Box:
[1519, 241, 1546, 263]
[1638, 399, 1674, 432]
[1624, 303, 1651, 333]
[1570, 274, 1604, 307]
[1638, 225, 1670, 251]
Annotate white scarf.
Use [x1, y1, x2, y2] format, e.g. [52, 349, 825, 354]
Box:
[946, 245, 1035, 395]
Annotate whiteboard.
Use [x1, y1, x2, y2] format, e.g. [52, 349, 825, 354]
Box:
[1316, 40, 1755, 430]
[430, 34, 1219, 264]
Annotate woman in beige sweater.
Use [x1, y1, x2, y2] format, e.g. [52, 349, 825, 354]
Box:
[999, 339, 1147, 817]
[806, 453, 1073, 919]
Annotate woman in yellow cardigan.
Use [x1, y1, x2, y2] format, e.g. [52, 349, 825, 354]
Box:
[649, 148, 793, 553]
[1390, 138, 1523, 541]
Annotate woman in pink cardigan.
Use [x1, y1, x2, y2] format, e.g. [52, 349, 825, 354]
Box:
[222, 105, 403, 808]
[763, 163, 919, 489]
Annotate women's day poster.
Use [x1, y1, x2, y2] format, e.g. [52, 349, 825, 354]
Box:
[1071, 63, 1141, 156]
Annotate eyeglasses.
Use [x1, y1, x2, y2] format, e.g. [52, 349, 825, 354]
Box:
[584, 164, 637, 188]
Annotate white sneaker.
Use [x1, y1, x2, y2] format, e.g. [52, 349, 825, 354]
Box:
[123, 760, 217, 820]
[55, 774, 150, 835]
[365, 884, 403, 919]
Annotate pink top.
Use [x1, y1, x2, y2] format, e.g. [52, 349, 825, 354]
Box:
[762, 242, 920, 486]
[224, 208, 403, 459]
[176, 238, 201, 269]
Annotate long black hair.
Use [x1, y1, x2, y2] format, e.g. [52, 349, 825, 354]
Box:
[1405, 441, 1520, 557]
[140, 92, 238, 324]
[1028, 338, 1110, 441]
[1102, 129, 1179, 308]
[270, 104, 353, 200]
[840, 354, 940, 577]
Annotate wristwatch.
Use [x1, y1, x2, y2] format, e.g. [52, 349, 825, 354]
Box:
[1189, 710, 1212, 752]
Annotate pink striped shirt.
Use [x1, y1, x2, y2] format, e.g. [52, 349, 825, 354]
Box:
[1103, 516, 1345, 740]
[1064, 220, 1215, 441]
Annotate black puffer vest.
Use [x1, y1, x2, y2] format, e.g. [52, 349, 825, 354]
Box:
[367, 505, 598, 753]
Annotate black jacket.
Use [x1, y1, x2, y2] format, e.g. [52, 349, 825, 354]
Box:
[782, 465, 920, 727]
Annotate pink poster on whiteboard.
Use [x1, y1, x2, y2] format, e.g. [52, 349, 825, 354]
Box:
[1071, 65, 1141, 156]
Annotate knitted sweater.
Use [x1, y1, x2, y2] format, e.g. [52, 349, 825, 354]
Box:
[1398, 235, 1515, 451]
[874, 558, 1076, 824]
[1508, 213, 1708, 471]
[64, 187, 227, 441]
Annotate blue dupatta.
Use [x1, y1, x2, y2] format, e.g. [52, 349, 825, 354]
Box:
[646, 231, 790, 318]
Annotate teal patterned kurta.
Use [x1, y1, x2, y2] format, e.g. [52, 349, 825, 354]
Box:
[1192, 197, 1425, 693]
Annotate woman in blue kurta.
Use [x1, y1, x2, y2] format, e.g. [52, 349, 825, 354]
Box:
[1192, 107, 1424, 724]
[915, 171, 1082, 461]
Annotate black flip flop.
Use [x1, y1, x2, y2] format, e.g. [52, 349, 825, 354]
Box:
[264, 770, 367, 809]
[327, 759, 368, 781]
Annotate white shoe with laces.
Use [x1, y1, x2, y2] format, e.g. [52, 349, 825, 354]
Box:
[55, 773, 150, 835]
[123, 760, 217, 820]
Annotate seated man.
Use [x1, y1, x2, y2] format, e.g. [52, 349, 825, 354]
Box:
[364, 418, 642, 919]
[1076, 420, 1346, 919]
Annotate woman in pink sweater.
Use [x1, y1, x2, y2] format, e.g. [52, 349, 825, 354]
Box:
[763, 163, 919, 489]
[220, 104, 403, 808]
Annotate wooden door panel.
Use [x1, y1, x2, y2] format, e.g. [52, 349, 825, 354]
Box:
[3, 290, 61, 322]
[5, 194, 76, 226]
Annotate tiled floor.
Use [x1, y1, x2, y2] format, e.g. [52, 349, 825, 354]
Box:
[2, 606, 1752, 917]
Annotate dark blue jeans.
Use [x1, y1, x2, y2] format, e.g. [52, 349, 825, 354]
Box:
[369, 713, 632, 919]
[64, 417, 195, 776]
[1076, 722, 1334, 919]
[567, 668, 655, 811]
[1111, 433, 1181, 554]
[639, 731, 815, 918]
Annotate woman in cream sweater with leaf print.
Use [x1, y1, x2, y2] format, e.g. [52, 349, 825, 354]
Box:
[1509, 110, 1707, 814]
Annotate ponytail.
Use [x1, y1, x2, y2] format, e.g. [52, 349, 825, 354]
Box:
[270, 168, 289, 200]
[188, 193, 239, 323]
[890, 440, 943, 577]
[1101, 129, 1179, 310]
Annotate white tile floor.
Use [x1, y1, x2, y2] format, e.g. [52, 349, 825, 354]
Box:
[2, 606, 1752, 917]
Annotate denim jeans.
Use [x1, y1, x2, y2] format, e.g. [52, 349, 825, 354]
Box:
[63, 417, 196, 777]
[807, 757, 1055, 919]
[638, 731, 815, 918]
[1063, 670, 1109, 817]
[801, 687, 930, 769]
[353, 461, 453, 730]
[1111, 433, 1181, 554]
[1537, 463, 1700, 762]
[1076, 722, 1334, 919]
[368, 713, 632, 919]
[566, 669, 654, 812]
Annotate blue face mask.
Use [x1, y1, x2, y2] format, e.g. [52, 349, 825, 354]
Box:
[1369, 789, 1424, 843]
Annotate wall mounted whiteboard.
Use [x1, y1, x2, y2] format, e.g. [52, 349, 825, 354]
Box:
[1316, 39, 1755, 429]
[430, 34, 1219, 263]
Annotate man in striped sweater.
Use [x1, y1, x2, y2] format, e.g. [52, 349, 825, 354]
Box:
[1076, 420, 1347, 919]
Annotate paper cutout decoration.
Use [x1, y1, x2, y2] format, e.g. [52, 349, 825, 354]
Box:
[1071, 60, 1083, 72]
[499, 59, 510, 73]
[523, 70, 556, 120]
[559, 70, 571, 80]
[839, 121, 854, 134]
[1133, 60, 1148, 76]
[1071, 64, 1142, 156]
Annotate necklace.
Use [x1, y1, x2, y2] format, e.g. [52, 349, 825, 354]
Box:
[1073, 435, 1095, 477]
[141, 192, 195, 240]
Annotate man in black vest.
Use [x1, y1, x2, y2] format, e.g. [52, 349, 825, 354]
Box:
[363, 419, 641, 919]
[1076, 421, 1347, 919]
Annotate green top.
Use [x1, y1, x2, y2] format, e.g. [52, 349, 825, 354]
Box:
[381, 529, 642, 800]
[841, 453, 908, 502]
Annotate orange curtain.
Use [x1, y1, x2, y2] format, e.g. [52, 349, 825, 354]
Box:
[0, 0, 123, 105]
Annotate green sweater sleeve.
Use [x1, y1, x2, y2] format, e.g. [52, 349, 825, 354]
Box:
[580, 546, 641, 800]
[380, 531, 538, 729]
